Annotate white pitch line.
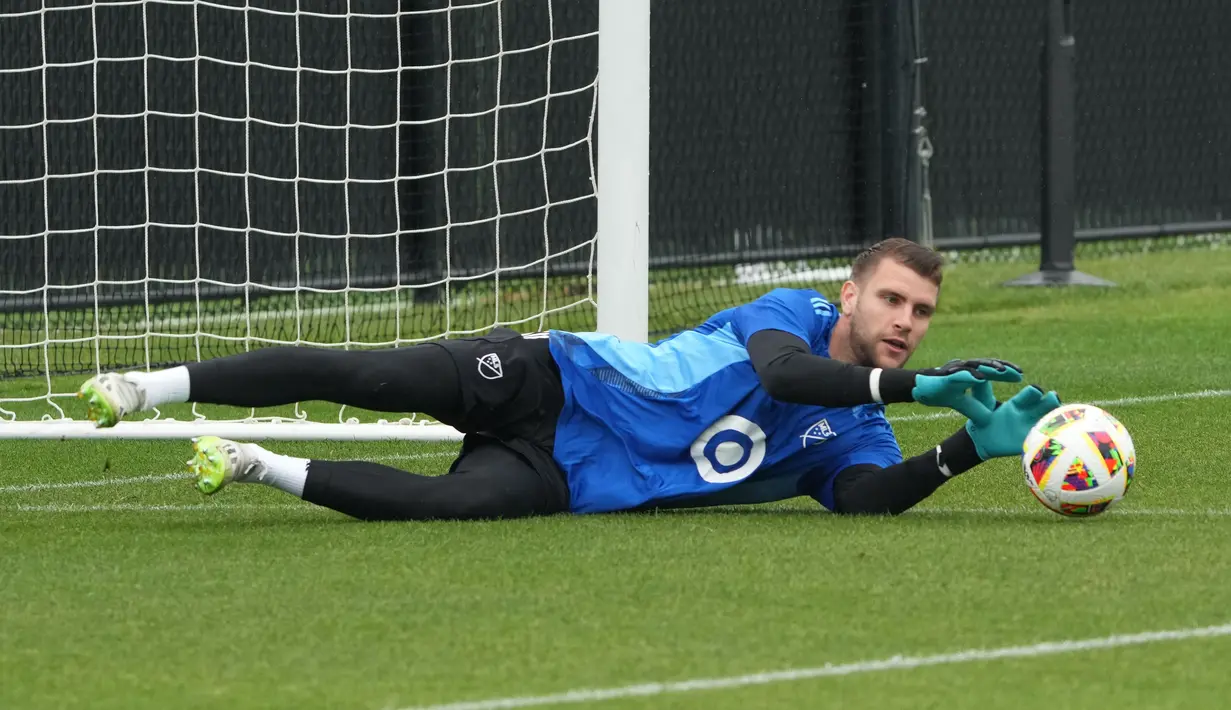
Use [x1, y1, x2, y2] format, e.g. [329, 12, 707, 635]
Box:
[889, 388, 1231, 424]
[0, 452, 456, 495]
[399, 622, 1231, 710]
[0, 472, 191, 494]
[918, 506, 1231, 518]
[2, 502, 306, 513]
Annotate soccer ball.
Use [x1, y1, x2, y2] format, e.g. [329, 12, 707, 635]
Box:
[1021, 403, 1136, 517]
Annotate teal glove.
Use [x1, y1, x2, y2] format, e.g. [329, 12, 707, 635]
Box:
[964, 384, 1063, 460]
[911, 358, 1025, 421]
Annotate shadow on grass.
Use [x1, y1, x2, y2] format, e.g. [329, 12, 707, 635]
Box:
[1, 499, 1168, 535]
[615, 504, 1140, 526]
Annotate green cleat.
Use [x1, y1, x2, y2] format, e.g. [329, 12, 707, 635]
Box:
[77, 373, 146, 428]
[188, 436, 261, 495]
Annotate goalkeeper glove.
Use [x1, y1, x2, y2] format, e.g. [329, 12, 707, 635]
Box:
[910, 358, 1024, 421]
[964, 383, 1062, 460]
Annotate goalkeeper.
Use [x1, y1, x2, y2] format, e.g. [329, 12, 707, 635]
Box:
[78, 238, 1060, 520]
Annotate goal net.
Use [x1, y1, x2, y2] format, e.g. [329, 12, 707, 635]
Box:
[0, 0, 603, 439]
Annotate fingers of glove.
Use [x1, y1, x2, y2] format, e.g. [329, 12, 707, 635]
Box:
[1030, 390, 1062, 416]
[940, 357, 1022, 374]
[952, 394, 995, 426]
[915, 371, 979, 400]
[1000, 358, 1025, 375]
[942, 370, 984, 386]
[970, 379, 997, 411]
[925, 360, 986, 377]
[973, 358, 1024, 375]
[1008, 384, 1046, 408]
[974, 363, 1023, 383]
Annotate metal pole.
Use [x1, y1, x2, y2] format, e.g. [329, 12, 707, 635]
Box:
[1005, 0, 1114, 287]
[1042, 0, 1077, 272]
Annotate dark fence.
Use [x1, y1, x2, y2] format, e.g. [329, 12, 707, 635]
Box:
[922, 0, 1230, 246]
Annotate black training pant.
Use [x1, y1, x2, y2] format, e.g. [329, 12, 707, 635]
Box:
[185, 329, 570, 520]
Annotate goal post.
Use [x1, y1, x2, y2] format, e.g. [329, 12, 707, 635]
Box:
[595, 0, 649, 344]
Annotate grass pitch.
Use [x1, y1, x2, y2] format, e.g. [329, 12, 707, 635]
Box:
[3, 245, 1231, 709]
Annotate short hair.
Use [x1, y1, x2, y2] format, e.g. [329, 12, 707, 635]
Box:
[850, 237, 943, 286]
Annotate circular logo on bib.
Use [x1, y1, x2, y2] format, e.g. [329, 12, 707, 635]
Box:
[690, 415, 767, 483]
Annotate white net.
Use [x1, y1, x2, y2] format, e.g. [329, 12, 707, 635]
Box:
[0, 0, 600, 433]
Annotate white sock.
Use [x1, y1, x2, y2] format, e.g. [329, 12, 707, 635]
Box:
[239, 444, 309, 498]
[124, 366, 191, 409]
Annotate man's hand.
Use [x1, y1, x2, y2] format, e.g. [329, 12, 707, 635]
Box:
[964, 384, 1062, 460]
[911, 358, 1024, 421]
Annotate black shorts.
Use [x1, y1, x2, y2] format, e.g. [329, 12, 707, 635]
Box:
[428, 328, 569, 507]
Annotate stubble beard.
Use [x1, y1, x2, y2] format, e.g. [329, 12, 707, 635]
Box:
[846, 311, 882, 368]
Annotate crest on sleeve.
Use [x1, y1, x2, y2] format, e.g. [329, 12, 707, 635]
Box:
[810, 296, 832, 317]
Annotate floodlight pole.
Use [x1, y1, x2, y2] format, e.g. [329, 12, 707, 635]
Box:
[1005, 0, 1114, 287]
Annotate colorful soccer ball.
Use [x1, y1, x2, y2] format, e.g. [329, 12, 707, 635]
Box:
[1021, 403, 1136, 517]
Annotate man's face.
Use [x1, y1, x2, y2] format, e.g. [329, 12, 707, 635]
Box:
[840, 258, 939, 369]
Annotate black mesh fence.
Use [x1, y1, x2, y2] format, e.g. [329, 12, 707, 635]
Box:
[646, 0, 878, 336]
[1074, 0, 1230, 232]
[921, 0, 1231, 243]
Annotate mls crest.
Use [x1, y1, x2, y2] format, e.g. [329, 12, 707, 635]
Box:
[800, 418, 836, 448]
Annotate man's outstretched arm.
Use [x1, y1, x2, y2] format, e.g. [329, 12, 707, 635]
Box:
[747, 329, 915, 406]
[746, 329, 1021, 413]
[831, 428, 982, 515]
[828, 385, 1063, 516]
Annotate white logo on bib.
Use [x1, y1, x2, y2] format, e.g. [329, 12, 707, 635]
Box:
[477, 353, 504, 380]
[690, 415, 766, 483]
[800, 418, 835, 448]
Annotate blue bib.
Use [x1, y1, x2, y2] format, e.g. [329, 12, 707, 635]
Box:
[549, 289, 903, 513]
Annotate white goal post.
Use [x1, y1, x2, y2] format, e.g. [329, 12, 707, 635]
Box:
[594, 0, 649, 345]
[0, 0, 649, 441]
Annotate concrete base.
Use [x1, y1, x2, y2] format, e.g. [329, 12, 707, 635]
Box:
[1003, 269, 1116, 287]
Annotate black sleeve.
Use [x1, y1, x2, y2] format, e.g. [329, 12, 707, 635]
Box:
[829, 427, 985, 515]
[746, 329, 918, 408]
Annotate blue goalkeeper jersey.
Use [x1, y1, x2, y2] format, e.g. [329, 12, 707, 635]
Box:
[548, 288, 903, 514]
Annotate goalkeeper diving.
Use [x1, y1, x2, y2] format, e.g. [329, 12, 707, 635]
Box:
[78, 238, 1061, 520]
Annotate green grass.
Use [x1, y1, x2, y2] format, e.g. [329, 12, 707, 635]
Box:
[4, 244, 1231, 709]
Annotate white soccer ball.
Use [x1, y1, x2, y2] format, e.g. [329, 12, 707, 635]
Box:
[1021, 403, 1136, 517]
